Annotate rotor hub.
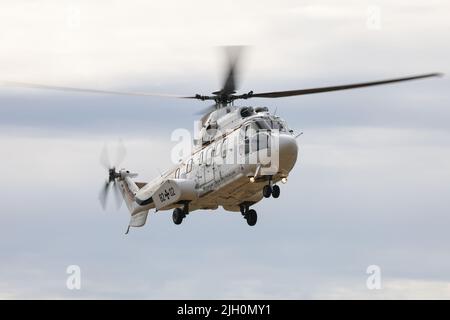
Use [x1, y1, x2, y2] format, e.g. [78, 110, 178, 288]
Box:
[108, 168, 119, 183]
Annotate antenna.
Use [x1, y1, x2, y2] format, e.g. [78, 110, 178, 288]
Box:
[295, 132, 303, 139]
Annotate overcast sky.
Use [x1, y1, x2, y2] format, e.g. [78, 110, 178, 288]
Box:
[0, 0, 449, 299]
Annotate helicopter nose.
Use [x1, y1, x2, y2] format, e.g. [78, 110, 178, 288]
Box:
[277, 134, 298, 174]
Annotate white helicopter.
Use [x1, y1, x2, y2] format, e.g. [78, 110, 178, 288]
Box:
[3, 48, 442, 232]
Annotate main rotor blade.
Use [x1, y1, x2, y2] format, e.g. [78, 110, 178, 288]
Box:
[250, 73, 443, 98]
[194, 103, 216, 116]
[1, 81, 193, 99]
[218, 46, 245, 96]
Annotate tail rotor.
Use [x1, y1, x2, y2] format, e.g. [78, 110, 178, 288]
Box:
[99, 141, 126, 210]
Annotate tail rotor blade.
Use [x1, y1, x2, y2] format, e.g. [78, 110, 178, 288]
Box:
[98, 140, 127, 211]
[99, 181, 110, 210]
[116, 139, 127, 168]
[113, 181, 123, 209]
[100, 144, 111, 169]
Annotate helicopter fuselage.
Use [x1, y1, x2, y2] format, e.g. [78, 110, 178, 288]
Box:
[118, 105, 299, 226]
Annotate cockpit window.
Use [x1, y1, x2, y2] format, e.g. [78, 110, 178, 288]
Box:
[244, 120, 272, 154]
[254, 120, 271, 131]
[243, 119, 271, 139]
[269, 119, 287, 132]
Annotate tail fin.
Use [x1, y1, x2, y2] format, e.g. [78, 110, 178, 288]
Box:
[117, 171, 149, 233]
[117, 175, 139, 212]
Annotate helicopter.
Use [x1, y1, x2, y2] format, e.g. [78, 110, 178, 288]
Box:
[2, 48, 442, 232]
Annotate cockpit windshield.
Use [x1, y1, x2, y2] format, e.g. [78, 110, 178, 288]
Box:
[268, 118, 288, 132]
[253, 119, 271, 131]
[245, 119, 271, 134]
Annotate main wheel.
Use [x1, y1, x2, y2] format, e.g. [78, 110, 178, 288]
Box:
[272, 185, 280, 198]
[246, 209, 257, 226]
[172, 208, 184, 225]
[263, 185, 272, 198]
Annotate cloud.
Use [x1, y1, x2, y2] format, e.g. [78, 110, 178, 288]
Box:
[317, 279, 450, 299]
[0, 0, 448, 86]
[1, 125, 450, 299]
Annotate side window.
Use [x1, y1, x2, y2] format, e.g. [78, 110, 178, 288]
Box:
[186, 159, 193, 173]
[174, 168, 180, 179]
[199, 151, 203, 164]
[221, 138, 227, 158]
[244, 125, 250, 154]
[215, 142, 222, 158]
[206, 147, 213, 166]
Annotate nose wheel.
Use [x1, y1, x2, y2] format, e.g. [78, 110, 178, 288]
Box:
[272, 185, 280, 198]
[263, 185, 272, 198]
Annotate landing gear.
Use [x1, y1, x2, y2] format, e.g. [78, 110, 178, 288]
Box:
[272, 185, 280, 198]
[245, 209, 257, 226]
[263, 185, 272, 198]
[172, 207, 185, 225]
[240, 204, 257, 226]
[263, 184, 280, 198]
[172, 203, 189, 225]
